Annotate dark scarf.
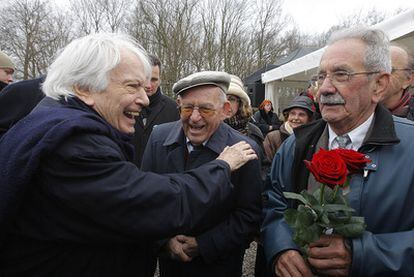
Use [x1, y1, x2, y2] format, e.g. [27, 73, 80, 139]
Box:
[259, 109, 275, 124]
[0, 81, 8, 92]
[389, 90, 413, 118]
[224, 114, 250, 135]
[0, 96, 134, 241]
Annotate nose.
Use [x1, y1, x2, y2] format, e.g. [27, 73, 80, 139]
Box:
[317, 77, 337, 97]
[144, 80, 151, 90]
[136, 88, 149, 107]
[189, 108, 202, 121]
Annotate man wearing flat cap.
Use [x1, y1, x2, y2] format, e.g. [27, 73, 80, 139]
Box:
[0, 50, 15, 92]
[142, 71, 263, 277]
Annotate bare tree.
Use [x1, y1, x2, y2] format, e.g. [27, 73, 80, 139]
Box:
[0, 0, 72, 79]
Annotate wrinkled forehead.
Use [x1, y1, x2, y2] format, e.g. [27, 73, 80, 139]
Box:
[320, 39, 367, 71]
[180, 85, 224, 104]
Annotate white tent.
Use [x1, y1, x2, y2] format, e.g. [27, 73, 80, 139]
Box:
[262, 8, 414, 108]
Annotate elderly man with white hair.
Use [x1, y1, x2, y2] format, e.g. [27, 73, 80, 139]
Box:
[0, 33, 257, 276]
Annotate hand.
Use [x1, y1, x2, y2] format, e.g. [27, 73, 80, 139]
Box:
[217, 141, 257, 171]
[308, 234, 351, 276]
[179, 235, 199, 258]
[166, 235, 192, 262]
[275, 250, 313, 277]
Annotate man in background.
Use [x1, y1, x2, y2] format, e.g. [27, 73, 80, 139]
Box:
[132, 54, 179, 166]
[380, 44, 414, 120]
[0, 50, 15, 91]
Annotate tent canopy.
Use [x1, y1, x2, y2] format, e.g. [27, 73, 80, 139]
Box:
[262, 9, 414, 86]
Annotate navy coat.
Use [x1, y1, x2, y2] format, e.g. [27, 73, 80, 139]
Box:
[0, 97, 235, 277]
[142, 121, 263, 277]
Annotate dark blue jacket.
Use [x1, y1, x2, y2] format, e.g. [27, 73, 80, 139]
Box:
[262, 105, 414, 276]
[0, 97, 235, 277]
[142, 121, 263, 277]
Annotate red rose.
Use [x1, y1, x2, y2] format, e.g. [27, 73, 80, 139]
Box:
[332, 149, 371, 174]
[304, 148, 347, 188]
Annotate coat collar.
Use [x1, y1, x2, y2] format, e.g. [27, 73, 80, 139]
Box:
[163, 121, 230, 155]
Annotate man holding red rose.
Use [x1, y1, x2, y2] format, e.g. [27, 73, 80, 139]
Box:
[262, 27, 414, 277]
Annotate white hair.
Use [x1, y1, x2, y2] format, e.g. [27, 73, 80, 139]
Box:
[42, 33, 151, 100]
[328, 27, 391, 73]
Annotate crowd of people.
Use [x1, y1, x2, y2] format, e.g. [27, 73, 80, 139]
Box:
[0, 26, 413, 277]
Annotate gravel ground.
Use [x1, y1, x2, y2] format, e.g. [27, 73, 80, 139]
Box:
[154, 241, 258, 277]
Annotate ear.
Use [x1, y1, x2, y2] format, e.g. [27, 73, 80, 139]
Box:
[73, 85, 95, 106]
[372, 73, 390, 104]
[221, 101, 232, 120]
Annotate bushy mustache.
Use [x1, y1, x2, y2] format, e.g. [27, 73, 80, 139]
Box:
[319, 93, 345, 105]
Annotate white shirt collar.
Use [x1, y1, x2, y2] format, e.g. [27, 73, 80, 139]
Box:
[328, 113, 374, 151]
[186, 138, 207, 152]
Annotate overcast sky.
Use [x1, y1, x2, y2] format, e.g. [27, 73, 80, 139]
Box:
[283, 0, 414, 34]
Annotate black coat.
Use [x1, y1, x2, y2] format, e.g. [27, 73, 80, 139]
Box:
[252, 110, 282, 135]
[142, 121, 263, 277]
[131, 88, 179, 166]
[0, 77, 45, 138]
[0, 97, 235, 277]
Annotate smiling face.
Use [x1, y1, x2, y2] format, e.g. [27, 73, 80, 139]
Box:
[286, 108, 311, 129]
[77, 49, 149, 134]
[179, 85, 230, 146]
[316, 38, 387, 134]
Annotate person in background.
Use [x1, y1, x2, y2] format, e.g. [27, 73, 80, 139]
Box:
[0, 77, 45, 138]
[0, 50, 15, 91]
[132, 54, 179, 166]
[263, 95, 314, 163]
[253, 99, 282, 136]
[262, 27, 414, 276]
[142, 71, 262, 277]
[0, 33, 257, 277]
[224, 74, 264, 153]
[380, 44, 414, 120]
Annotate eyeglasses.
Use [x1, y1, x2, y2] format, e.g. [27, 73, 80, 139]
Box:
[316, 70, 380, 85]
[227, 95, 240, 103]
[179, 105, 217, 118]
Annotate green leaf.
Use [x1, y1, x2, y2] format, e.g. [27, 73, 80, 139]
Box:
[283, 192, 309, 205]
[300, 190, 319, 206]
[297, 205, 317, 226]
[323, 204, 355, 213]
[296, 223, 322, 244]
[284, 209, 298, 226]
[334, 217, 366, 237]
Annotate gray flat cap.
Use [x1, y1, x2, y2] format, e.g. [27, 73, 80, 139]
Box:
[173, 71, 231, 95]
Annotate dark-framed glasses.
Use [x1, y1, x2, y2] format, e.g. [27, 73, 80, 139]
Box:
[316, 70, 380, 85]
[179, 105, 217, 118]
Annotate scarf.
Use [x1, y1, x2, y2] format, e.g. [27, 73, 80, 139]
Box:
[224, 114, 250, 135]
[284, 121, 294, 135]
[0, 96, 134, 241]
[389, 90, 412, 117]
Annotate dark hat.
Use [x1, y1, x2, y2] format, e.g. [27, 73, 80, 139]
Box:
[173, 71, 231, 95]
[283, 95, 315, 115]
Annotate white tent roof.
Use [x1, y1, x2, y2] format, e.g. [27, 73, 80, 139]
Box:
[262, 8, 414, 85]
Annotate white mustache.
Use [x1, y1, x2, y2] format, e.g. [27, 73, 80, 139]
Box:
[319, 93, 345, 105]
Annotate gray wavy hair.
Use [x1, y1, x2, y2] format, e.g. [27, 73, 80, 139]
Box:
[43, 33, 151, 100]
[328, 27, 391, 73]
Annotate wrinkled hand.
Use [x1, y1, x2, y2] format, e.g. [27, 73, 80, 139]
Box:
[217, 141, 257, 171]
[275, 250, 313, 277]
[166, 236, 192, 262]
[308, 234, 351, 276]
[179, 235, 199, 258]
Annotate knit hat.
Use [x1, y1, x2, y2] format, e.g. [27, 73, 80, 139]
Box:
[173, 71, 230, 95]
[227, 75, 251, 106]
[0, 50, 15, 72]
[282, 95, 315, 115]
